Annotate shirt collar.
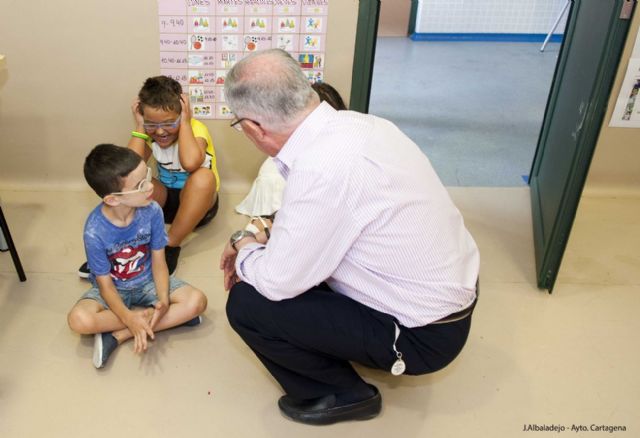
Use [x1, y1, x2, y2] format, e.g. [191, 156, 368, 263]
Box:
[273, 101, 336, 179]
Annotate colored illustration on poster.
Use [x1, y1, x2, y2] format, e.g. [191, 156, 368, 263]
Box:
[222, 17, 241, 31]
[221, 35, 240, 51]
[158, 0, 330, 119]
[610, 59, 640, 127]
[278, 17, 297, 32]
[248, 17, 269, 33]
[304, 17, 322, 32]
[276, 35, 295, 51]
[220, 52, 239, 69]
[190, 34, 206, 51]
[192, 17, 211, 32]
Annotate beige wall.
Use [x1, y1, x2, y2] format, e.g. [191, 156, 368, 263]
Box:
[0, 1, 359, 193]
[584, 10, 640, 197]
[378, 0, 411, 37]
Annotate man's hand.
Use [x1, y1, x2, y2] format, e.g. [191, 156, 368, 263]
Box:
[149, 300, 169, 330]
[125, 310, 155, 353]
[219, 241, 239, 291]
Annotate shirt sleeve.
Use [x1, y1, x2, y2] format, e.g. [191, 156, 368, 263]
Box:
[84, 226, 111, 277]
[235, 167, 361, 301]
[190, 119, 212, 148]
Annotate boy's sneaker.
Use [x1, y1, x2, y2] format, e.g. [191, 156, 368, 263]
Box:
[93, 332, 119, 369]
[165, 245, 181, 275]
[180, 315, 202, 328]
[78, 262, 90, 279]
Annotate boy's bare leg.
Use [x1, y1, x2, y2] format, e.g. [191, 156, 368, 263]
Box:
[67, 300, 153, 335]
[168, 168, 216, 247]
[68, 286, 206, 341]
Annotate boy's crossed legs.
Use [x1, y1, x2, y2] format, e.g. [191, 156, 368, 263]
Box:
[67, 278, 207, 368]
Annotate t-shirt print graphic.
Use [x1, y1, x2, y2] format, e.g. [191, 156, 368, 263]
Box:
[109, 244, 148, 281]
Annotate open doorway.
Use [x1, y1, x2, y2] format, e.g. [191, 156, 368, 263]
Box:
[367, 1, 568, 186]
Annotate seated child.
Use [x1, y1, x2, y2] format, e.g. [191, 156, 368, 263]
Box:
[79, 75, 220, 277]
[68, 144, 208, 369]
[235, 82, 347, 233]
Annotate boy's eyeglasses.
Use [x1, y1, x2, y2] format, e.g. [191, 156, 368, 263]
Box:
[143, 116, 181, 132]
[111, 167, 153, 196]
[230, 117, 261, 132]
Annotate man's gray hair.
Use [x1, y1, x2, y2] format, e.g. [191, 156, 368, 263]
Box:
[225, 49, 316, 132]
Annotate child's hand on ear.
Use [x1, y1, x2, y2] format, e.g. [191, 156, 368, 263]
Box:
[131, 98, 145, 131]
[180, 93, 191, 124]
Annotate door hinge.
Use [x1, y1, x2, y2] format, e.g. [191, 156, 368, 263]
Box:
[620, 0, 636, 20]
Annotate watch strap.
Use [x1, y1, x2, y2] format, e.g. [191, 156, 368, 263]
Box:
[230, 229, 256, 251]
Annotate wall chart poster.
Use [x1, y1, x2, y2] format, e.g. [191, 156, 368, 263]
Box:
[158, 0, 330, 119]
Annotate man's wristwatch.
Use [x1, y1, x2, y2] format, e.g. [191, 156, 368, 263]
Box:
[230, 229, 256, 251]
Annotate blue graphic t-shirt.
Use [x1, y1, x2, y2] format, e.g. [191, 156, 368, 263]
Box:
[83, 202, 168, 290]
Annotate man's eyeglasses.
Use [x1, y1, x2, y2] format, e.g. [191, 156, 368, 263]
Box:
[111, 166, 153, 196]
[143, 116, 181, 132]
[230, 117, 260, 132]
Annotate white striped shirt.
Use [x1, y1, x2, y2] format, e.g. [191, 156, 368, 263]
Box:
[235, 102, 480, 327]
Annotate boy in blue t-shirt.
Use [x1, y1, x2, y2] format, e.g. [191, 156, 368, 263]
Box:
[67, 144, 207, 369]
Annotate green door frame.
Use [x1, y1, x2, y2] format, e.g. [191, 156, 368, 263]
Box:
[350, 0, 418, 112]
[350, 0, 381, 113]
[529, 0, 634, 291]
[408, 0, 419, 35]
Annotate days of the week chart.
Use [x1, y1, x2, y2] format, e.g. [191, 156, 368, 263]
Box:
[158, 0, 330, 119]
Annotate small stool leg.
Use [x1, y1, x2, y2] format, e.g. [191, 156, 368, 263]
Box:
[0, 205, 27, 282]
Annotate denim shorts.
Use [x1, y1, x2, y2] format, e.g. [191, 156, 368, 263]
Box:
[79, 277, 188, 310]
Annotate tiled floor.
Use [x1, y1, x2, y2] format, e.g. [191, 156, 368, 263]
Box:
[0, 188, 638, 437]
[369, 39, 560, 186]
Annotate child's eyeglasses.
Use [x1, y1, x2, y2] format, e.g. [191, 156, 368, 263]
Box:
[111, 167, 153, 196]
[143, 116, 181, 132]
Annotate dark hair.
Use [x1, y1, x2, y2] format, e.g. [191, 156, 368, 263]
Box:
[138, 75, 183, 115]
[84, 144, 143, 197]
[312, 82, 347, 111]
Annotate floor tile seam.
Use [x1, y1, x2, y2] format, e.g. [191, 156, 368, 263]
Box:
[554, 280, 640, 287]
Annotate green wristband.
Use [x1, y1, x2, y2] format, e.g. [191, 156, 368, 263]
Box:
[131, 131, 151, 141]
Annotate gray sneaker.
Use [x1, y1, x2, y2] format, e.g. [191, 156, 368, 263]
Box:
[93, 332, 118, 369]
[180, 315, 202, 327]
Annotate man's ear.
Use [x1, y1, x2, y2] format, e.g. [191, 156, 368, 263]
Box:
[103, 194, 121, 206]
[245, 120, 265, 140]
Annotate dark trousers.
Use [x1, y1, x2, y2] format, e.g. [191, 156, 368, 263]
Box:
[226, 282, 473, 400]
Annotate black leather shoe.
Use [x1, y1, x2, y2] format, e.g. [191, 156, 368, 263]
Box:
[278, 385, 381, 425]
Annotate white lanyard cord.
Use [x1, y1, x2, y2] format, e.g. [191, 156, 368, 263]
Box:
[392, 322, 403, 360]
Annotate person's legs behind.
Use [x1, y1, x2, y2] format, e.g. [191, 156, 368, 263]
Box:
[163, 169, 217, 274]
